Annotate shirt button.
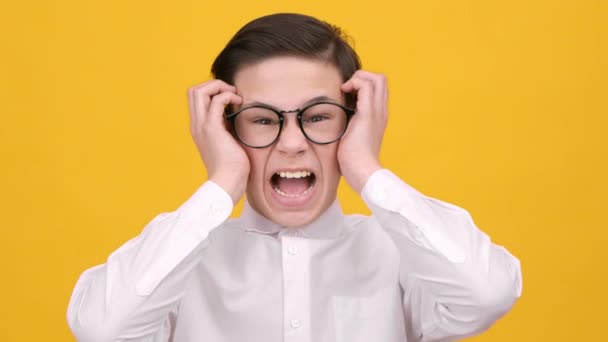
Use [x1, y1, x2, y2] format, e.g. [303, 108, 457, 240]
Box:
[288, 245, 299, 255]
[290, 319, 302, 328]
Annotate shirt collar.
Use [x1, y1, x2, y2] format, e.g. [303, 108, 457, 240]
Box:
[239, 199, 346, 239]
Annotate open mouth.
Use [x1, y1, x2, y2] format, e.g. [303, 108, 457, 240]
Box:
[270, 170, 317, 198]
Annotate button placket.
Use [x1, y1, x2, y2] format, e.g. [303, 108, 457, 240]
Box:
[291, 319, 302, 328]
[288, 244, 299, 255]
[281, 236, 311, 341]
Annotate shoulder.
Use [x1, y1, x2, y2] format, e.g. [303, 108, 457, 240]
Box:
[343, 212, 386, 234]
[206, 216, 249, 242]
[342, 213, 400, 252]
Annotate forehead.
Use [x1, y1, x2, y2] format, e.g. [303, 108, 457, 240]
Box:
[233, 56, 343, 108]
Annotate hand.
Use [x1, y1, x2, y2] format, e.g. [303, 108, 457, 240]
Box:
[338, 70, 388, 193]
[188, 80, 249, 204]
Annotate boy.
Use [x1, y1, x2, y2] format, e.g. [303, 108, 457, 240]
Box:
[67, 13, 522, 342]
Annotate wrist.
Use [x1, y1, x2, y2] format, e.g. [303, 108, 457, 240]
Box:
[343, 161, 382, 194]
[209, 173, 246, 204]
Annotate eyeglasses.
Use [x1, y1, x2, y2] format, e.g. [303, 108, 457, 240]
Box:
[224, 102, 356, 148]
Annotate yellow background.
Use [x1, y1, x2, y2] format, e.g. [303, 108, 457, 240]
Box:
[1, 0, 606, 341]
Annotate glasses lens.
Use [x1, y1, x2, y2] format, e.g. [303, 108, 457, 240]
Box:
[301, 103, 348, 143]
[234, 107, 281, 147]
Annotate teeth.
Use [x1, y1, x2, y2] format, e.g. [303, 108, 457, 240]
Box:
[272, 171, 315, 198]
[273, 183, 315, 198]
[275, 171, 312, 179]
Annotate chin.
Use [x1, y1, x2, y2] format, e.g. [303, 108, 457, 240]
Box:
[269, 209, 320, 228]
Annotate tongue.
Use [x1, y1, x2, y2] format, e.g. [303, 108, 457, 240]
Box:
[277, 177, 309, 195]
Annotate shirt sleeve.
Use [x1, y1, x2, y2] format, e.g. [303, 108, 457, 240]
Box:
[361, 169, 522, 342]
[66, 180, 233, 342]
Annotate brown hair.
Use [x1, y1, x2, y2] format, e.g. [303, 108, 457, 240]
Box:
[211, 13, 361, 106]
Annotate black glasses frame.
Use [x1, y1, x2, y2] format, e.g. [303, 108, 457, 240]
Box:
[224, 101, 356, 148]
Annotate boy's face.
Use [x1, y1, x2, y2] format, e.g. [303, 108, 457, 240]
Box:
[233, 56, 344, 228]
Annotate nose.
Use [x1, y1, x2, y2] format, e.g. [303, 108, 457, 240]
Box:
[275, 114, 307, 154]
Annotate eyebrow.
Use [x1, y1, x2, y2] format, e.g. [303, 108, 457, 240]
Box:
[242, 95, 339, 109]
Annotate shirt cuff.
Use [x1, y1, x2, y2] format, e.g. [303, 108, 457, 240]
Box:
[361, 169, 466, 263]
[176, 180, 234, 232]
[134, 180, 233, 296]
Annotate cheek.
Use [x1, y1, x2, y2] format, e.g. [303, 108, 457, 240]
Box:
[318, 145, 341, 179]
[244, 148, 268, 185]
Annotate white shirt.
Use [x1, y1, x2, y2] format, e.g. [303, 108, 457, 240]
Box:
[67, 169, 522, 342]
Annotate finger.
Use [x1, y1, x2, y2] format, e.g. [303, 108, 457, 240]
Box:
[188, 79, 236, 97]
[192, 80, 236, 127]
[189, 80, 237, 123]
[190, 80, 236, 112]
[341, 76, 374, 120]
[187, 86, 201, 137]
[342, 70, 378, 103]
[340, 71, 362, 94]
[207, 91, 243, 127]
[350, 70, 387, 119]
[188, 86, 194, 122]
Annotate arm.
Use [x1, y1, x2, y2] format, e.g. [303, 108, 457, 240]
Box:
[67, 79, 248, 342]
[340, 70, 520, 340]
[67, 180, 233, 342]
[361, 169, 522, 341]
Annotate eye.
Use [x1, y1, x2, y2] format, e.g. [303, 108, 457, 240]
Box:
[254, 118, 270, 125]
[253, 117, 278, 125]
[303, 115, 329, 123]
